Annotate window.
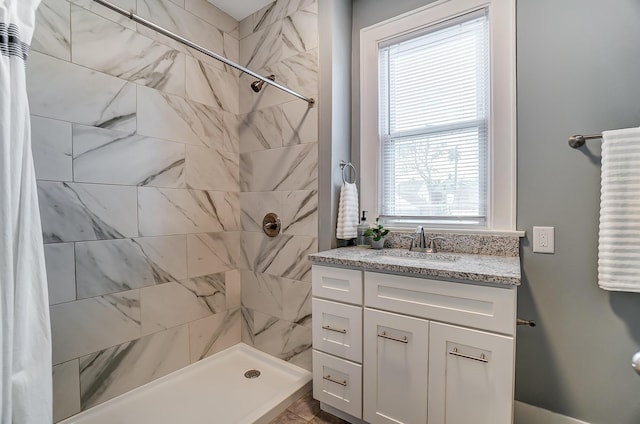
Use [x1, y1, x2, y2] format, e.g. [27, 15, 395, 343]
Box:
[360, 0, 516, 232]
[379, 10, 489, 227]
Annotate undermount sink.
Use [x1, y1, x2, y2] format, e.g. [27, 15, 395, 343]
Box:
[364, 249, 459, 262]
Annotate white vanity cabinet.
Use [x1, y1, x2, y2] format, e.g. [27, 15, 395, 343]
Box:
[311, 264, 517, 424]
[312, 265, 364, 419]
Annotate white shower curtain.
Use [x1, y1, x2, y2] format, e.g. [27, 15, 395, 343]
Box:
[0, 1, 52, 423]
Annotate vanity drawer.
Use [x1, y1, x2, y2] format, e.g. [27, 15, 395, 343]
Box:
[364, 271, 516, 335]
[313, 350, 363, 419]
[313, 298, 363, 363]
[312, 265, 363, 305]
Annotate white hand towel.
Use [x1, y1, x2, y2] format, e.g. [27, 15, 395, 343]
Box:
[336, 182, 359, 239]
[598, 127, 640, 292]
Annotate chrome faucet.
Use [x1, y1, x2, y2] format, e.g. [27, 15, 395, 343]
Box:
[410, 226, 426, 251]
[407, 228, 446, 253]
[426, 236, 446, 253]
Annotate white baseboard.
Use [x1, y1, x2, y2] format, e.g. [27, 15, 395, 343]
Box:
[515, 401, 591, 424]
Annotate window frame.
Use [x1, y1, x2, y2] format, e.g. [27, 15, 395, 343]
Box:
[359, 0, 517, 232]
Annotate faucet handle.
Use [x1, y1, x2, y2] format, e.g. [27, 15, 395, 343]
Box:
[415, 226, 426, 249]
[427, 236, 446, 253]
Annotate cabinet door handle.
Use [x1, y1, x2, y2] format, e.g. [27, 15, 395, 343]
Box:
[323, 375, 347, 386]
[322, 325, 347, 334]
[448, 347, 489, 363]
[377, 331, 408, 344]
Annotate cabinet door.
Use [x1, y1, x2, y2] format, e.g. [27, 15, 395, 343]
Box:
[428, 322, 515, 424]
[313, 350, 363, 419]
[312, 298, 363, 363]
[363, 308, 429, 424]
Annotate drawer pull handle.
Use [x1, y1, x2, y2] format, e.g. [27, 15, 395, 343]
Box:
[448, 348, 488, 363]
[377, 331, 408, 344]
[323, 375, 347, 386]
[322, 325, 347, 334]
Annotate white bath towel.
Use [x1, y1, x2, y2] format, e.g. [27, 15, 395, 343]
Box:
[336, 182, 359, 240]
[598, 127, 640, 292]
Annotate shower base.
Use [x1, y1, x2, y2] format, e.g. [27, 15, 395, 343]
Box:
[59, 343, 312, 424]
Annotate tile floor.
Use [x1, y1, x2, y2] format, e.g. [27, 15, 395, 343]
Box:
[268, 391, 349, 424]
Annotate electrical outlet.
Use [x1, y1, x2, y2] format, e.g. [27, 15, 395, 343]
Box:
[533, 226, 554, 254]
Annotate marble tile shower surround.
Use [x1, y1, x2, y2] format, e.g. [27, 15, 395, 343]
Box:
[237, 0, 318, 374]
[137, 187, 240, 236]
[28, 51, 137, 133]
[30, 0, 243, 421]
[50, 290, 142, 366]
[136, 0, 226, 69]
[240, 142, 318, 192]
[31, 0, 318, 421]
[43, 243, 76, 305]
[74, 236, 188, 299]
[240, 190, 317, 236]
[187, 232, 241, 277]
[241, 307, 312, 370]
[241, 232, 316, 283]
[239, 4, 317, 71]
[37, 181, 139, 243]
[31, 116, 73, 182]
[136, 84, 236, 147]
[72, 125, 186, 188]
[32, 0, 71, 61]
[79, 325, 190, 410]
[52, 360, 81, 422]
[68, 0, 136, 29]
[241, 270, 311, 327]
[71, 5, 187, 97]
[239, 100, 317, 153]
[239, 48, 318, 114]
[239, 0, 316, 39]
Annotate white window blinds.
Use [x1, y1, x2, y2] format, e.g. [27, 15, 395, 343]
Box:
[378, 9, 489, 227]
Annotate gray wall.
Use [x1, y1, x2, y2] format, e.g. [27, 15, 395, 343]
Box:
[517, 0, 640, 423]
[351, 0, 640, 423]
[318, 0, 353, 251]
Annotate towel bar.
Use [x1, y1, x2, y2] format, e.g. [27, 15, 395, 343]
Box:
[516, 318, 536, 327]
[568, 134, 602, 148]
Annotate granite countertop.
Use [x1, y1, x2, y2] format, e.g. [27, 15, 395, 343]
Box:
[308, 247, 521, 286]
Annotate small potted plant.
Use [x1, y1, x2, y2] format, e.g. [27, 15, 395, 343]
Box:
[364, 217, 389, 249]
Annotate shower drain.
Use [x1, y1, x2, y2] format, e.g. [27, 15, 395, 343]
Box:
[244, 369, 261, 379]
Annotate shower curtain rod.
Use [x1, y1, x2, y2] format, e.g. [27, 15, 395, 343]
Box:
[91, 0, 315, 104]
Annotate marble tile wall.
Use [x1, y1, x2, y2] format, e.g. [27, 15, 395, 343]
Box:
[238, 0, 318, 373]
[30, 0, 242, 421]
[31, 0, 318, 420]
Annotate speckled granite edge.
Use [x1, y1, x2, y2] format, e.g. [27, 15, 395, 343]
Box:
[309, 247, 521, 286]
[383, 232, 520, 257]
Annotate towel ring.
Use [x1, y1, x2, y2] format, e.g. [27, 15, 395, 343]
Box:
[340, 160, 356, 184]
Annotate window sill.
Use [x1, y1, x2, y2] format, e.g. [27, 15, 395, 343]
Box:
[384, 226, 526, 237]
